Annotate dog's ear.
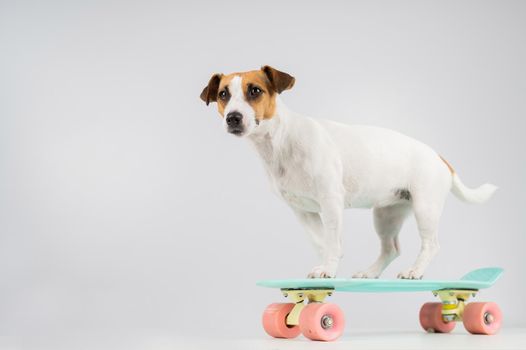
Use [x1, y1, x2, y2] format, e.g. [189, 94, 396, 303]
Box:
[261, 66, 295, 94]
[200, 73, 223, 105]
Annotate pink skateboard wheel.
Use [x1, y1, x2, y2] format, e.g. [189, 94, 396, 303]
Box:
[419, 302, 456, 333]
[463, 302, 502, 335]
[299, 303, 345, 341]
[262, 303, 301, 339]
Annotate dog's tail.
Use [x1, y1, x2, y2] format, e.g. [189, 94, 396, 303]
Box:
[440, 156, 498, 204]
[451, 174, 497, 204]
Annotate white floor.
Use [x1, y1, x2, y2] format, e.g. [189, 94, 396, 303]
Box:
[231, 329, 526, 350]
[2, 329, 525, 350]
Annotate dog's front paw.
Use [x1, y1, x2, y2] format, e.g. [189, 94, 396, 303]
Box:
[307, 265, 336, 278]
[397, 268, 424, 280]
[352, 270, 380, 279]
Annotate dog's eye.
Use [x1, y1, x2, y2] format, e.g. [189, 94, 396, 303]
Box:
[218, 90, 228, 100]
[249, 86, 262, 97]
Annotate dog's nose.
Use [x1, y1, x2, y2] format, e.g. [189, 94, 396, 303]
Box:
[226, 111, 242, 127]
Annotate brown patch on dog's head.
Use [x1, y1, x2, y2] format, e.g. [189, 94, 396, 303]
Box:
[239, 69, 279, 120]
[261, 66, 295, 94]
[200, 66, 295, 122]
[215, 74, 235, 117]
[200, 73, 223, 106]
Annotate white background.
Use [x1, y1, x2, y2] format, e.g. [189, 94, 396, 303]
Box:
[1, 0, 525, 347]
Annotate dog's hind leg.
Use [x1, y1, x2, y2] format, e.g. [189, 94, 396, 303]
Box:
[353, 203, 411, 278]
[398, 177, 450, 279]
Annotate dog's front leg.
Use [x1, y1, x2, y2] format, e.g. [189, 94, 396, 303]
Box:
[308, 197, 344, 278]
[292, 209, 326, 260]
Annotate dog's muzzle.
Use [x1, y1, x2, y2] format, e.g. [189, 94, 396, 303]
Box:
[226, 111, 244, 135]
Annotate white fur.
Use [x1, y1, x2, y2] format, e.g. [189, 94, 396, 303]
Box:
[222, 78, 496, 279]
[451, 174, 498, 204]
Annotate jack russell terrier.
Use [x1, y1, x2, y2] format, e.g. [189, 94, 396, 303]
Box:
[200, 66, 497, 279]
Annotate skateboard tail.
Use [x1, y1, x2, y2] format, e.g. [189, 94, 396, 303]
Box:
[460, 267, 503, 284]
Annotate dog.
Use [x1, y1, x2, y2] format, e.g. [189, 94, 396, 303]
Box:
[200, 66, 497, 279]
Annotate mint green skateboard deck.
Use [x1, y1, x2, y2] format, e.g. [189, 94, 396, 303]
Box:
[257, 267, 503, 292]
[258, 267, 503, 341]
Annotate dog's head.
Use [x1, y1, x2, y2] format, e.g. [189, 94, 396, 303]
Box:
[200, 66, 295, 137]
